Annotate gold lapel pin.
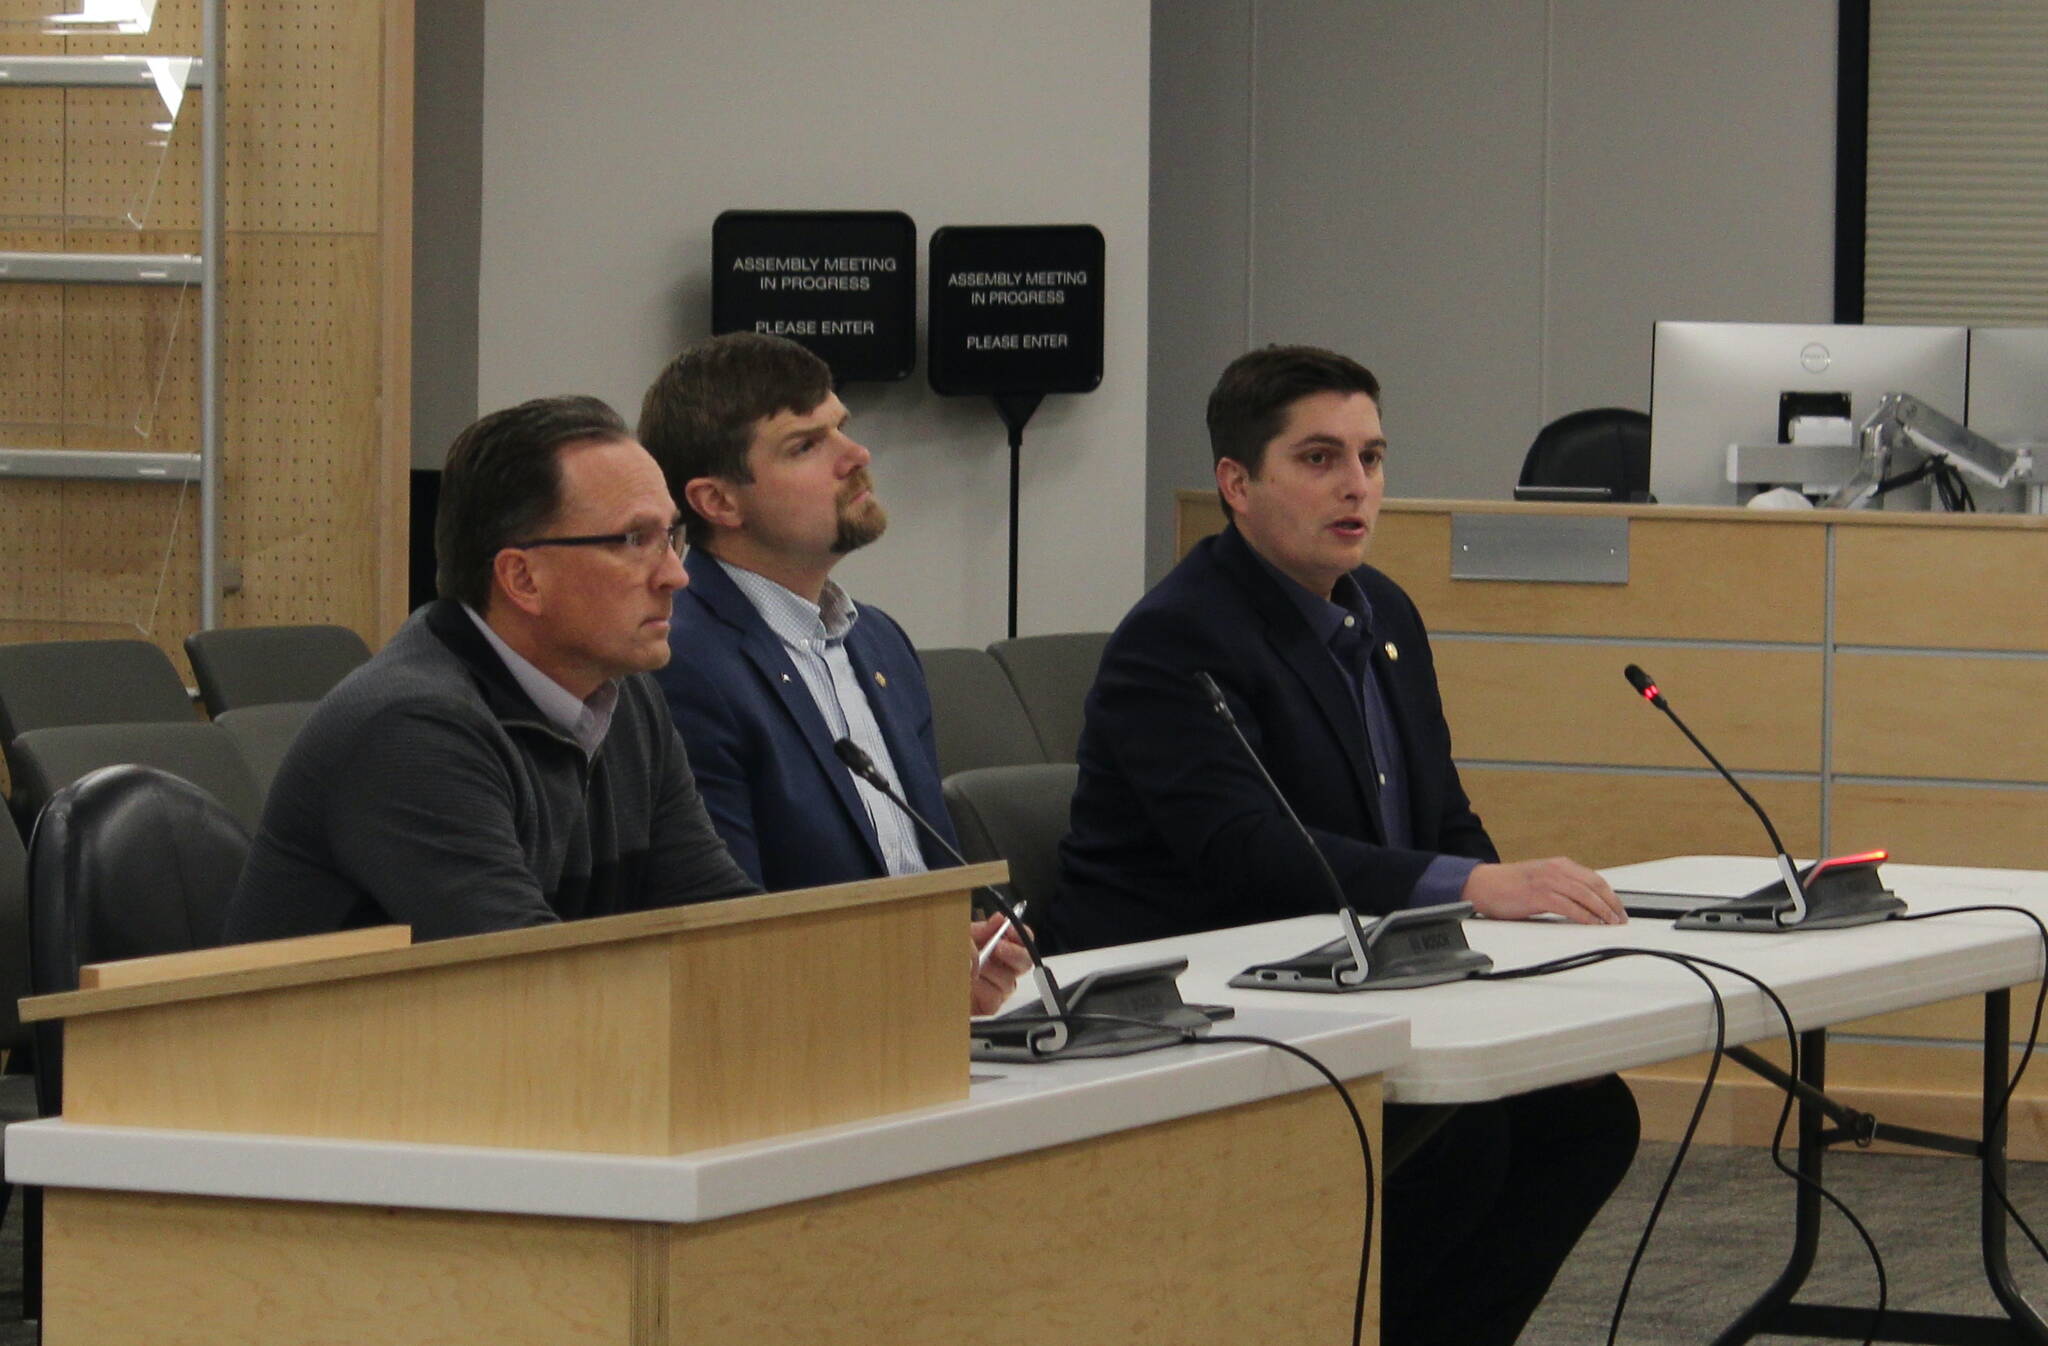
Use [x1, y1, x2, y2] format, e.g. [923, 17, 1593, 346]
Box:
[1383, 642, 1400, 662]
[875, 671, 888, 687]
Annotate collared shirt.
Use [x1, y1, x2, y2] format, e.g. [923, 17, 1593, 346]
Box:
[462, 605, 618, 759]
[1249, 551, 1479, 908]
[713, 558, 927, 878]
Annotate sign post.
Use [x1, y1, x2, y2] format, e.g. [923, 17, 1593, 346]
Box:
[927, 224, 1105, 637]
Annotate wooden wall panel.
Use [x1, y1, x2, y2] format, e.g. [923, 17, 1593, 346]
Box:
[1461, 767, 1821, 871]
[227, 0, 384, 232]
[0, 87, 64, 218]
[55, 241, 200, 452]
[1836, 524, 2048, 651]
[1832, 782, 2048, 870]
[64, 86, 202, 232]
[1368, 512, 1826, 643]
[1834, 653, 2048, 781]
[0, 263, 64, 431]
[0, 0, 409, 662]
[1436, 641, 1821, 772]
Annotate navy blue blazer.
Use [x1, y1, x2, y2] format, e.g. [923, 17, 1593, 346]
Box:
[1053, 524, 1496, 951]
[654, 550, 958, 891]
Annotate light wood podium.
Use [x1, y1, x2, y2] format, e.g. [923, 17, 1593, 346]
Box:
[10, 863, 1398, 1345]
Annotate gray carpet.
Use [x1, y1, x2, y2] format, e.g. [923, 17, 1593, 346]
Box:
[1524, 1139, 2048, 1344]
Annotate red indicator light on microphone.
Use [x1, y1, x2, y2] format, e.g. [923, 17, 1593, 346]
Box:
[1640, 683, 1659, 702]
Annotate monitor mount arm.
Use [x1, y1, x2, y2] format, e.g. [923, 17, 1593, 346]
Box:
[1828, 392, 2036, 509]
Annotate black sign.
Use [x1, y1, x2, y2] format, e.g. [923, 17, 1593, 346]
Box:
[926, 225, 1105, 397]
[711, 210, 917, 383]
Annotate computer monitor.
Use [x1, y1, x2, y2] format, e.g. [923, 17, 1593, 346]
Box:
[1648, 321, 1969, 506]
[1967, 327, 2048, 442]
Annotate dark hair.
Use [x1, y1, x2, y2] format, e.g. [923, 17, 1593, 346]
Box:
[1206, 345, 1381, 518]
[638, 332, 835, 546]
[434, 394, 630, 611]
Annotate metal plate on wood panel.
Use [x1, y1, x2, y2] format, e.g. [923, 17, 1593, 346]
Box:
[1449, 514, 1629, 584]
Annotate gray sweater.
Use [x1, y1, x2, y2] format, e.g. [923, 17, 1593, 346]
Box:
[224, 600, 758, 943]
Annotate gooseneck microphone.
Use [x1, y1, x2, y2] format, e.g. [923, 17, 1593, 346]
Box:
[1623, 664, 1809, 924]
[1195, 673, 1489, 991]
[1195, 673, 1374, 982]
[834, 737, 1220, 1060]
[832, 738, 1067, 1031]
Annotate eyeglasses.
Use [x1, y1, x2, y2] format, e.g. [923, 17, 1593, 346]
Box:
[509, 521, 687, 561]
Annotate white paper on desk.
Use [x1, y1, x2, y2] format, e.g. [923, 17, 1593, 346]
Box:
[1605, 856, 1785, 897]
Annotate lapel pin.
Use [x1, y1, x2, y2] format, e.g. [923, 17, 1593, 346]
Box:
[780, 673, 792, 683]
[1383, 642, 1399, 662]
[875, 671, 888, 687]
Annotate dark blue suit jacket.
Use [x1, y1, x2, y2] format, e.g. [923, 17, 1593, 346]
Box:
[654, 551, 958, 891]
[1053, 524, 1496, 951]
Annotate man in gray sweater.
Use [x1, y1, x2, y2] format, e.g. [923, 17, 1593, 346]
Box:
[225, 395, 757, 941]
[225, 396, 1029, 1013]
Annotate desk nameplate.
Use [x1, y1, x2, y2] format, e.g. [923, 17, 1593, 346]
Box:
[1450, 514, 1629, 584]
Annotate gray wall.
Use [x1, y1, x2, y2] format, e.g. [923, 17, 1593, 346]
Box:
[1148, 0, 1838, 580]
[474, 1, 1152, 647]
[410, 0, 484, 470]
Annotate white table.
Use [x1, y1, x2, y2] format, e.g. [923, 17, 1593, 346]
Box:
[1035, 855, 2048, 1345]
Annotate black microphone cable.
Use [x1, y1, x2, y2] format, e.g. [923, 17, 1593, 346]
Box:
[1054, 1010, 1375, 1346]
[1480, 946, 1891, 1346]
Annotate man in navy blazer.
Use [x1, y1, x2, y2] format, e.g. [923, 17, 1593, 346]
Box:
[1057, 346, 1637, 1346]
[639, 333, 1027, 1012]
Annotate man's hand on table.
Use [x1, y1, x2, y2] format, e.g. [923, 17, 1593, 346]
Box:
[1462, 857, 1628, 925]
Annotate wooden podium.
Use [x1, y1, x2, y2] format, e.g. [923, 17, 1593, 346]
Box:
[12, 863, 1390, 1345]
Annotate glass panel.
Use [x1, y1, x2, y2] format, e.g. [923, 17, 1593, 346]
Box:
[0, 274, 196, 446]
[0, 65, 198, 231]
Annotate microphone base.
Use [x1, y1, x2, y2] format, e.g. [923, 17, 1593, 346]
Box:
[971, 957, 1230, 1063]
[1675, 853, 1905, 932]
[1230, 902, 1493, 992]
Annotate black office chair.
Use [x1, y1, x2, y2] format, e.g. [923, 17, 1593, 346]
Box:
[918, 648, 1047, 777]
[23, 764, 251, 1318]
[1517, 407, 1653, 501]
[0, 814, 38, 1232]
[213, 700, 318, 799]
[9, 722, 266, 834]
[942, 762, 1079, 949]
[185, 624, 371, 717]
[987, 633, 1110, 764]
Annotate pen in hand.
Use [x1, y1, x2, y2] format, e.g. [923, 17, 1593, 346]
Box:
[974, 900, 1029, 973]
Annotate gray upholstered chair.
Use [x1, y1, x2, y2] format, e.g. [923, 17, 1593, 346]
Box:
[214, 700, 318, 799]
[987, 632, 1109, 764]
[917, 647, 1046, 777]
[185, 623, 371, 717]
[9, 722, 265, 834]
[942, 762, 1079, 944]
[0, 639, 195, 744]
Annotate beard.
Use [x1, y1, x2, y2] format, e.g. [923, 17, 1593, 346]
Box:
[831, 473, 888, 553]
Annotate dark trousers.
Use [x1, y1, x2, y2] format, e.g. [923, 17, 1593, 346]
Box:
[1380, 1074, 1640, 1346]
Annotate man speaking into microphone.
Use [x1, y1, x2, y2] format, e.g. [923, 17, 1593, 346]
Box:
[1055, 345, 1637, 1346]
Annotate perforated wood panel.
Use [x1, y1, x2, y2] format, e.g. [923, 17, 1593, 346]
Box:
[0, 0, 410, 663]
[0, 88, 65, 220]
